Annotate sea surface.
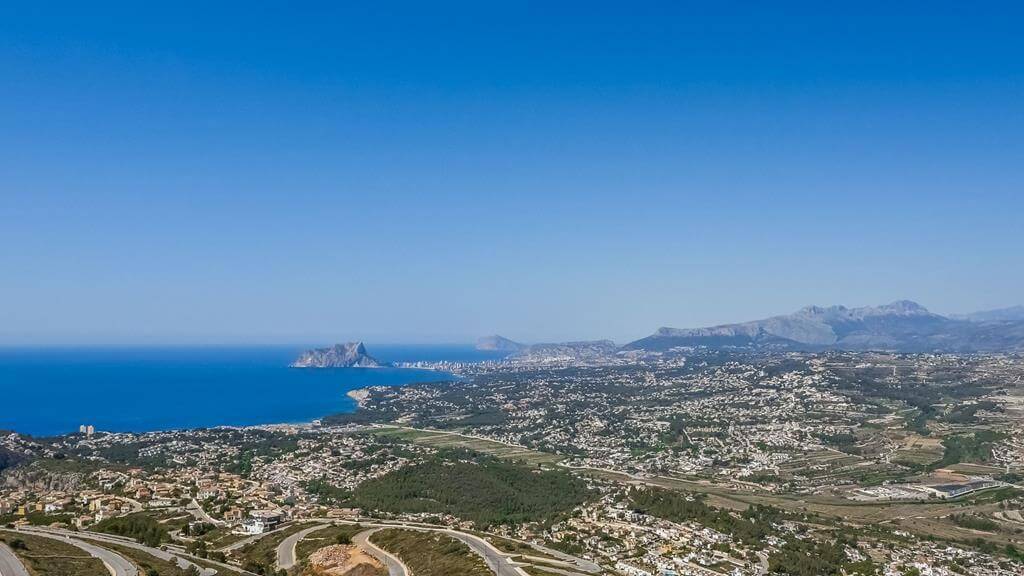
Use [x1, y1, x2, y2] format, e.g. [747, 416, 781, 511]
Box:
[0, 345, 505, 437]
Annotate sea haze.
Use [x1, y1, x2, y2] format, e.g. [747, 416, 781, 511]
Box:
[0, 346, 502, 436]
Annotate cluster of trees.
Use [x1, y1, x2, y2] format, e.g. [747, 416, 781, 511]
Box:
[92, 512, 168, 546]
[185, 538, 226, 562]
[222, 432, 301, 478]
[819, 432, 862, 455]
[834, 370, 998, 436]
[628, 487, 790, 547]
[351, 450, 591, 527]
[629, 486, 879, 574]
[767, 536, 877, 576]
[950, 513, 998, 532]
[935, 430, 1005, 469]
[305, 476, 352, 504]
[946, 401, 999, 424]
[0, 447, 27, 472]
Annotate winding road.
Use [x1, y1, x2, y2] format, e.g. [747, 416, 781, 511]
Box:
[211, 517, 590, 576]
[353, 529, 408, 576]
[0, 542, 29, 576]
[441, 530, 529, 576]
[275, 523, 329, 570]
[20, 530, 138, 576]
[21, 527, 215, 576]
[187, 499, 226, 527]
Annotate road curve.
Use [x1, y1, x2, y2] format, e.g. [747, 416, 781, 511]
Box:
[442, 530, 528, 576]
[276, 524, 329, 570]
[0, 542, 30, 576]
[353, 529, 408, 576]
[22, 527, 215, 576]
[78, 532, 216, 576]
[218, 522, 292, 553]
[20, 530, 138, 576]
[188, 499, 226, 527]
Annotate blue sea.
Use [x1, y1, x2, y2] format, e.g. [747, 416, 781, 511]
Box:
[0, 346, 505, 437]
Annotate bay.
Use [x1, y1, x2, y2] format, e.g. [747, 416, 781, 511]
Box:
[0, 345, 503, 436]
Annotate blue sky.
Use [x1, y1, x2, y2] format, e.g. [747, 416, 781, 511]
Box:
[1, 2, 1022, 345]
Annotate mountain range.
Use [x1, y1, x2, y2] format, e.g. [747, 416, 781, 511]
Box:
[626, 300, 1024, 353]
[476, 336, 617, 361]
[481, 301, 1024, 356]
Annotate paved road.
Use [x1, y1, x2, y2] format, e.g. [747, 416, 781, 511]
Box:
[22, 530, 138, 576]
[346, 523, 526, 576]
[22, 527, 215, 576]
[187, 499, 226, 526]
[442, 529, 528, 576]
[218, 522, 293, 553]
[276, 524, 329, 570]
[353, 529, 408, 576]
[496, 536, 601, 573]
[0, 543, 29, 576]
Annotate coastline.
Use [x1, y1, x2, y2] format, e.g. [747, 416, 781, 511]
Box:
[346, 387, 372, 408]
[0, 347, 471, 437]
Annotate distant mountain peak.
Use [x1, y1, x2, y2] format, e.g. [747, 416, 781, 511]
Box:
[875, 299, 931, 314]
[953, 305, 1024, 323]
[291, 342, 382, 368]
[627, 300, 1024, 354]
[475, 335, 527, 352]
[512, 339, 618, 362]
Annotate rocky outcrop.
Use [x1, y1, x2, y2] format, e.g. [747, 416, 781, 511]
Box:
[2, 461, 92, 492]
[291, 343, 383, 368]
[307, 544, 384, 576]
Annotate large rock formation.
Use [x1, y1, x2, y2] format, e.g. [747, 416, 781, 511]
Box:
[291, 342, 382, 368]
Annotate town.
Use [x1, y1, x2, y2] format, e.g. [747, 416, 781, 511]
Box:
[2, 351, 1024, 576]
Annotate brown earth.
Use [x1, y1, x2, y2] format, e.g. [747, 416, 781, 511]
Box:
[306, 544, 385, 576]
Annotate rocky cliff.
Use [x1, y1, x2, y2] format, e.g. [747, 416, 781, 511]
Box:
[291, 342, 383, 368]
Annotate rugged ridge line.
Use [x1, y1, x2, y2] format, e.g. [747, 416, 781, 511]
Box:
[624, 300, 1024, 353]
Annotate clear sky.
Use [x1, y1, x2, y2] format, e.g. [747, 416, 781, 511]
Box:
[1, 2, 1022, 345]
